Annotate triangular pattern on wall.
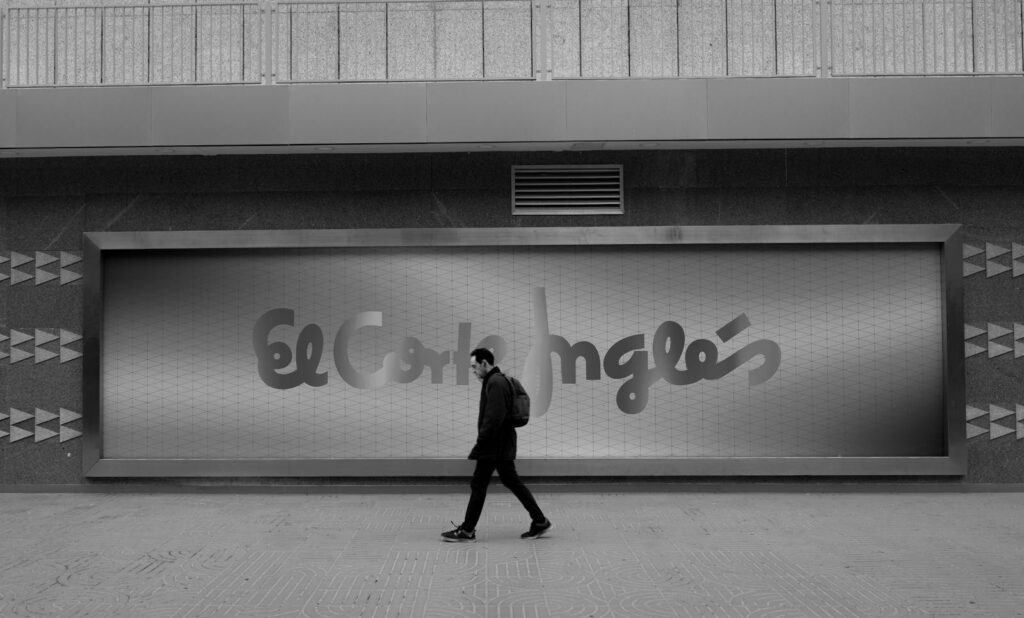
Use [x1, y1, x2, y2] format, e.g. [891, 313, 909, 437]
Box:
[964, 323, 1024, 359]
[966, 403, 1024, 441]
[1, 407, 82, 445]
[2, 252, 82, 285]
[2, 329, 83, 364]
[963, 242, 1024, 278]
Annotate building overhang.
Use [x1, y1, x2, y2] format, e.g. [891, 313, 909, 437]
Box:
[1, 76, 1022, 158]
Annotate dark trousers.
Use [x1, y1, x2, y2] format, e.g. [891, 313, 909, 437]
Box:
[461, 459, 545, 532]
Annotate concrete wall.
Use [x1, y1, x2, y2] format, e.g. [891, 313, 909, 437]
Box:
[6, 0, 1021, 84]
[1, 147, 1023, 486]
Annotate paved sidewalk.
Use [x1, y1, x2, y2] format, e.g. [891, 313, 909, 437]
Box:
[0, 489, 1022, 617]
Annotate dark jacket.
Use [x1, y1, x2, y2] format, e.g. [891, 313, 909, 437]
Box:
[468, 367, 518, 460]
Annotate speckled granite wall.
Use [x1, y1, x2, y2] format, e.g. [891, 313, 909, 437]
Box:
[1, 147, 1023, 486]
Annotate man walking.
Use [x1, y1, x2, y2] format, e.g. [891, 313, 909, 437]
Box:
[442, 348, 552, 542]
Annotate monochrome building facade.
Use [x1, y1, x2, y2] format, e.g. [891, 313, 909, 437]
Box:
[1, 0, 1023, 486]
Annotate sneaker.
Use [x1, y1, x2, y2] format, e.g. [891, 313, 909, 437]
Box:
[441, 522, 476, 542]
[521, 518, 552, 539]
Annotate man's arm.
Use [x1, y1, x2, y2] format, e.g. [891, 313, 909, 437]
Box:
[470, 379, 509, 458]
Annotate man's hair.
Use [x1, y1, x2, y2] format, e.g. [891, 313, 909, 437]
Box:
[470, 348, 495, 365]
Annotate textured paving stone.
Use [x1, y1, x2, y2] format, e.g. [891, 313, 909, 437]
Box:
[0, 491, 1022, 617]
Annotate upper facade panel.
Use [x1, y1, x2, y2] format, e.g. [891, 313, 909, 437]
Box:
[2, 0, 1021, 87]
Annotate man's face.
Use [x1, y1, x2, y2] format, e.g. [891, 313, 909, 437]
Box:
[470, 356, 489, 381]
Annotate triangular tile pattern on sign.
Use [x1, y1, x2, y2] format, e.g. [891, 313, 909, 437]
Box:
[964, 324, 986, 340]
[966, 423, 987, 439]
[990, 423, 1014, 440]
[34, 347, 59, 364]
[987, 261, 1011, 277]
[0, 329, 83, 364]
[35, 408, 58, 424]
[10, 252, 32, 268]
[2, 251, 82, 285]
[963, 243, 983, 259]
[966, 403, 1024, 441]
[9, 348, 33, 363]
[9, 426, 33, 442]
[60, 329, 82, 345]
[35, 426, 57, 443]
[60, 408, 82, 424]
[965, 405, 987, 421]
[989, 405, 1014, 422]
[962, 242, 1024, 277]
[35, 329, 59, 346]
[60, 426, 82, 443]
[35, 252, 59, 268]
[988, 341, 1013, 358]
[10, 408, 33, 425]
[986, 243, 1010, 260]
[35, 269, 59, 285]
[9, 269, 32, 285]
[10, 330, 33, 347]
[988, 323, 1013, 340]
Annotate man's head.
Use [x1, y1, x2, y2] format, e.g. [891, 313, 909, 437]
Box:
[469, 348, 495, 381]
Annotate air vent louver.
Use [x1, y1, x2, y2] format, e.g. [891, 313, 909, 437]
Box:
[512, 165, 624, 215]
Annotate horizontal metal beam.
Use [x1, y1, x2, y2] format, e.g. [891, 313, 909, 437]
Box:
[85, 224, 961, 250]
[86, 456, 965, 478]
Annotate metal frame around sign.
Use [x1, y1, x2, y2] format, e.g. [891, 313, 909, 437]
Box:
[82, 224, 965, 478]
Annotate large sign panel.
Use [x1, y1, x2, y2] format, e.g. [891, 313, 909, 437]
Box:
[83, 226, 964, 477]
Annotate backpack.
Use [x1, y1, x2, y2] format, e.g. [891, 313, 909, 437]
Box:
[503, 374, 531, 427]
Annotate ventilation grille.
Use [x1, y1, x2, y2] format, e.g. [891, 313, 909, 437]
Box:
[512, 165, 624, 215]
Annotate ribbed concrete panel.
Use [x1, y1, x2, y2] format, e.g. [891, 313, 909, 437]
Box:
[775, 0, 818, 76]
[581, 0, 629, 77]
[338, 5, 388, 81]
[707, 78, 849, 140]
[629, 0, 678, 77]
[388, 3, 436, 80]
[727, 0, 778, 76]
[289, 83, 427, 144]
[436, 2, 484, 80]
[679, 0, 726, 76]
[152, 85, 289, 146]
[13, 87, 152, 148]
[849, 77, 991, 138]
[483, 1, 533, 79]
[285, 5, 341, 82]
[548, 0, 582, 78]
[565, 79, 708, 141]
[426, 81, 567, 143]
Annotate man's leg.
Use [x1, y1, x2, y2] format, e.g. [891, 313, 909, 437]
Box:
[495, 460, 545, 524]
[461, 459, 498, 532]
